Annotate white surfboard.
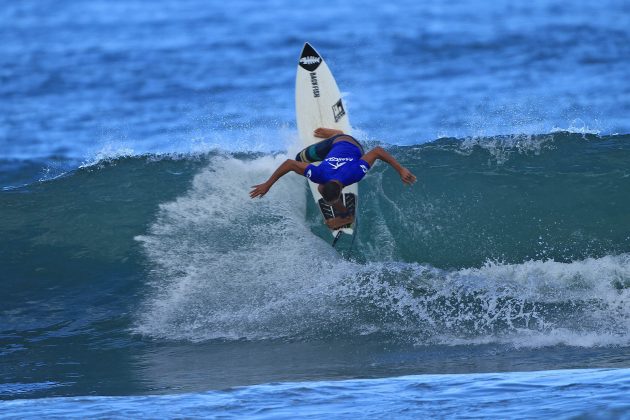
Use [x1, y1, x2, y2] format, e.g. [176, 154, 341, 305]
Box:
[295, 42, 358, 239]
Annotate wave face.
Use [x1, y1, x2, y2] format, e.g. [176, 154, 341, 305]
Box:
[357, 132, 630, 266]
[6, 132, 627, 347]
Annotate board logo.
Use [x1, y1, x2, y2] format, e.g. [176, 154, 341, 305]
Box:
[329, 161, 347, 170]
[299, 43, 322, 71]
[310, 72, 320, 98]
[300, 56, 321, 66]
[332, 99, 346, 122]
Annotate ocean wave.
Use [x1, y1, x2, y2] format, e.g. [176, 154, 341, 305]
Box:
[131, 145, 630, 346]
[2, 132, 630, 347]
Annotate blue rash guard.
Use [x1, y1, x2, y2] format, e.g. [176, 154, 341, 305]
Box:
[303, 140, 371, 186]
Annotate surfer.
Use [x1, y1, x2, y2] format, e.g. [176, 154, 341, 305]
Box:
[250, 128, 416, 229]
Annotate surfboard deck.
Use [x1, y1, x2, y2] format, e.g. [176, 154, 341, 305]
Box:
[295, 43, 358, 239]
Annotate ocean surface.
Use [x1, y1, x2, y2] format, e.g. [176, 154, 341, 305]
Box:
[1, 0, 630, 418]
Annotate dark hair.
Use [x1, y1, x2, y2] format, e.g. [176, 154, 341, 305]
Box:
[321, 181, 342, 203]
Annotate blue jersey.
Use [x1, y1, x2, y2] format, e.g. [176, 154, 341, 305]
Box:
[303, 140, 370, 186]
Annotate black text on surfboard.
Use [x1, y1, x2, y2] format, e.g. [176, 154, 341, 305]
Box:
[310, 72, 320, 98]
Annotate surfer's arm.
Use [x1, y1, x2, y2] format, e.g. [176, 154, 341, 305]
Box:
[362, 147, 417, 185]
[250, 159, 309, 198]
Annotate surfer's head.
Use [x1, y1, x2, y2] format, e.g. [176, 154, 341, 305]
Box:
[320, 181, 342, 204]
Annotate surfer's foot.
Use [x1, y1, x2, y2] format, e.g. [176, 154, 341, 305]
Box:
[314, 128, 344, 138]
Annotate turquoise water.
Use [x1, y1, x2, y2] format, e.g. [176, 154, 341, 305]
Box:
[2, 0, 630, 417]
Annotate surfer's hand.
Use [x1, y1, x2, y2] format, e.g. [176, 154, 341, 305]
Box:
[399, 167, 416, 185]
[250, 182, 271, 198]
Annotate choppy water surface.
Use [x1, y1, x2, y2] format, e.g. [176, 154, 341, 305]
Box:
[3, 369, 630, 419]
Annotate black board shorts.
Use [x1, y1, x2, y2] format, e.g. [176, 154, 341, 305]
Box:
[296, 134, 364, 163]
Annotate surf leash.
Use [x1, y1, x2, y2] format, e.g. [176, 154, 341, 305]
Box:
[332, 231, 343, 248]
[349, 215, 358, 253]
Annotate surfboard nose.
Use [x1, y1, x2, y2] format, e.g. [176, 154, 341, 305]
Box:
[299, 43, 322, 71]
[301, 42, 317, 54]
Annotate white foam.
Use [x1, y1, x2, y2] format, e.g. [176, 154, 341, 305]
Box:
[425, 257, 630, 347]
[551, 118, 601, 135]
[442, 328, 629, 348]
[134, 154, 360, 340]
[458, 133, 551, 164]
[80, 143, 136, 168]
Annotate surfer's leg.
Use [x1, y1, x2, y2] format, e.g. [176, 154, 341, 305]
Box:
[295, 137, 336, 163]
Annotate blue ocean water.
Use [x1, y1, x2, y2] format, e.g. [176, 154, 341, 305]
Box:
[3, 369, 630, 419]
[2, 0, 630, 418]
